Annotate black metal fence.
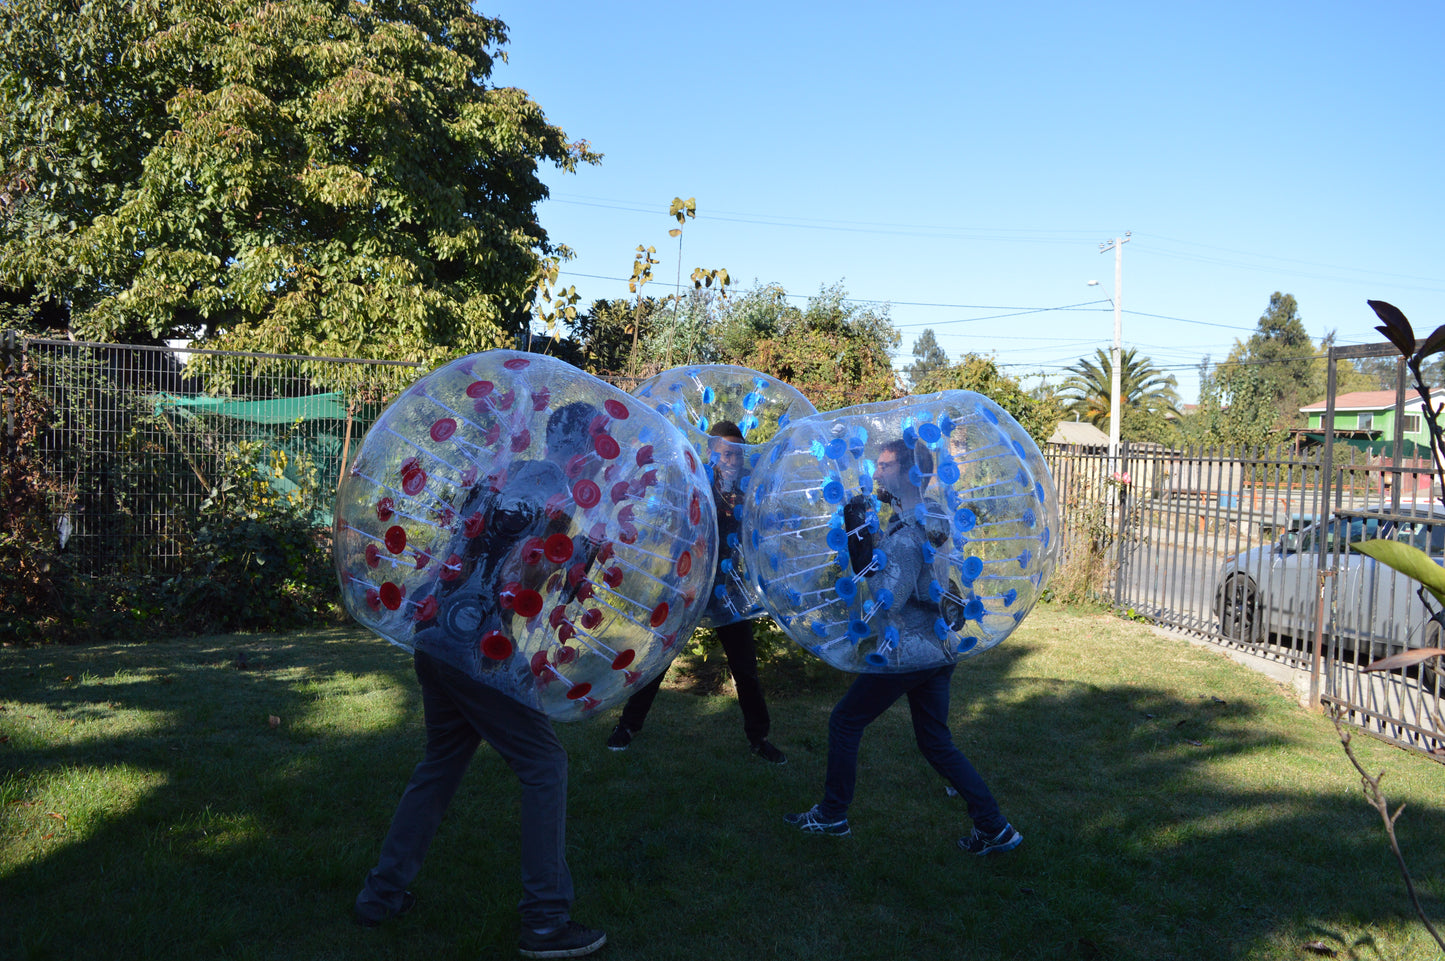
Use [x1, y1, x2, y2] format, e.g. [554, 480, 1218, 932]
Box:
[1104, 441, 1443, 761]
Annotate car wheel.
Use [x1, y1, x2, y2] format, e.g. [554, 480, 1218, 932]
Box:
[1219, 575, 1260, 642]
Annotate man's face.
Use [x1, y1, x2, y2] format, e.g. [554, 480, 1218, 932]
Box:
[711, 437, 744, 482]
[875, 450, 906, 498]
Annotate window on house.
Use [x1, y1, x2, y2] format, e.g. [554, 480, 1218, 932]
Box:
[1403, 413, 1422, 434]
[1358, 412, 1374, 431]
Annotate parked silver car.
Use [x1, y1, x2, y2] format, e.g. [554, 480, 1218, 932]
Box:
[1215, 506, 1445, 659]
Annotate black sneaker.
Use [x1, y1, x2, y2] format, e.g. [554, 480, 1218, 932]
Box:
[750, 739, 786, 764]
[353, 890, 415, 928]
[959, 823, 1022, 856]
[605, 724, 633, 751]
[518, 920, 607, 958]
[783, 805, 851, 836]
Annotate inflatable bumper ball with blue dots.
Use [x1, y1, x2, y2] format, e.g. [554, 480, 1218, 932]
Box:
[632, 365, 817, 628]
[334, 350, 719, 719]
[739, 391, 1060, 672]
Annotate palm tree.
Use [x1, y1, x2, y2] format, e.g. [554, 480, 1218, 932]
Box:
[1059, 348, 1181, 438]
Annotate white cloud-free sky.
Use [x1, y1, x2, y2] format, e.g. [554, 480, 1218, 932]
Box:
[483, 0, 1444, 403]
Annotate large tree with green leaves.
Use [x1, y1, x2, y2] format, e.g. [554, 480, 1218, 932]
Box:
[1190, 293, 1321, 449]
[905, 328, 949, 390]
[0, 0, 597, 369]
[1058, 347, 1182, 445]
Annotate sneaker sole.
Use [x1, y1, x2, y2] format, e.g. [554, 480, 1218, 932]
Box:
[518, 932, 607, 959]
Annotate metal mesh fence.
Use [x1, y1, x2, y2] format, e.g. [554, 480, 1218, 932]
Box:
[13, 335, 423, 577]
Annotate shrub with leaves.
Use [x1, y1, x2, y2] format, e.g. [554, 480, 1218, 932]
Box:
[164, 436, 338, 633]
[0, 353, 74, 640]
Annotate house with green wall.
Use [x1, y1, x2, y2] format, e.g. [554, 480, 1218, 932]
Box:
[1296, 389, 1444, 458]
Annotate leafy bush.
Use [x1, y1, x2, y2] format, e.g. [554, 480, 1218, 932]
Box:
[160, 437, 340, 633]
[0, 354, 76, 642]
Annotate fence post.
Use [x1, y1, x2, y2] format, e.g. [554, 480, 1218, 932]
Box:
[1113, 440, 1131, 608]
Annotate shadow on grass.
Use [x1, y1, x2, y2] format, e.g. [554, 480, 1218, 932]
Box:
[2, 623, 1443, 961]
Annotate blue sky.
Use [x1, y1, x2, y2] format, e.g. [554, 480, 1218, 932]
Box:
[484, 0, 1445, 404]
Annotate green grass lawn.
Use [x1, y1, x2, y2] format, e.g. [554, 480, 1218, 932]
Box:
[3, 605, 1443, 961]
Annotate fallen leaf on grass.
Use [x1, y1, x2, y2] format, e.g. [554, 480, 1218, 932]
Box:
[268, 715, 281, 728]
[1302, 942, 1336, 956]
[47, 812, 66, 821]
[1184, 739, 1204, 747]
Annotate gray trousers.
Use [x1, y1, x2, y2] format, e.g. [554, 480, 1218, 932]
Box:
[355, 652, 574, 929]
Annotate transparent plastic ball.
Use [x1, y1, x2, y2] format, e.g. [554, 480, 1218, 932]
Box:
[740, 391, 1059, 672]
[632, 365, 816, 627]
[334, 351, 718, 718]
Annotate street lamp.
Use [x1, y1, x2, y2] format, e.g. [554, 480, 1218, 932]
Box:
[1089, 232, 1129, 470]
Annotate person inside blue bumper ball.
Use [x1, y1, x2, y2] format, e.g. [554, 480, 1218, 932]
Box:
[786, 436, 1022, 855]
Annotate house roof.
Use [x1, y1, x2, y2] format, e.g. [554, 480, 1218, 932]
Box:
[1299, 389, 1445, 413]
[1048, 420, 1109, 446]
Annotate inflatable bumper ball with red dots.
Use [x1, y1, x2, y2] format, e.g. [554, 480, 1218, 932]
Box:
[739, 391, 1060, 673]
[334, 350, 719, 718]
[632, 365, 817, 628]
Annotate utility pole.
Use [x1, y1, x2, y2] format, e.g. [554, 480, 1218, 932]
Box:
[1099, 232, 1130, 470]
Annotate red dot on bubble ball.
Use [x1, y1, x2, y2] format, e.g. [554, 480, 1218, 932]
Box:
[513, 589, 544, 619]
[440, 554, 463, 581]
[403, 470, 427, 496]
[650, 601, 669, 627]
[636, 445, 654, 466]
[414, 596, 438, 622]
[676, 551, 692, 577]
[522, 536, 545, 565]
[466, 380, 494, 398]
[581, 608, 602, 630]
[384, 526, 407, 554]
[604, 566, 623, 588]
[530, 651, 550, 676]
[554, 646, 578, 665]
[593, 434, 620, 460]
[365, 544, 380, 568]
[380, 582, 402, 610]
[566, 682, 593, 700]
[510, 429, 531, 452]
[464, 512, 486, 538]
[503, 357, 531, 370]
[573, 479, 601, 508]
[376, 497, 395, 521]
[430, 418, 457, 442]
[689, 493, 702, 525]
[480, 631, 513, 660]
[548, 606, 568, 628]
[544, 534, 574, 563]
[611, 649, 636, 670]
[531, 388, 551, 411]
[558, 623, 575, 641]
[611, 481, 630, 504]
[604, 399, 629, 420]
